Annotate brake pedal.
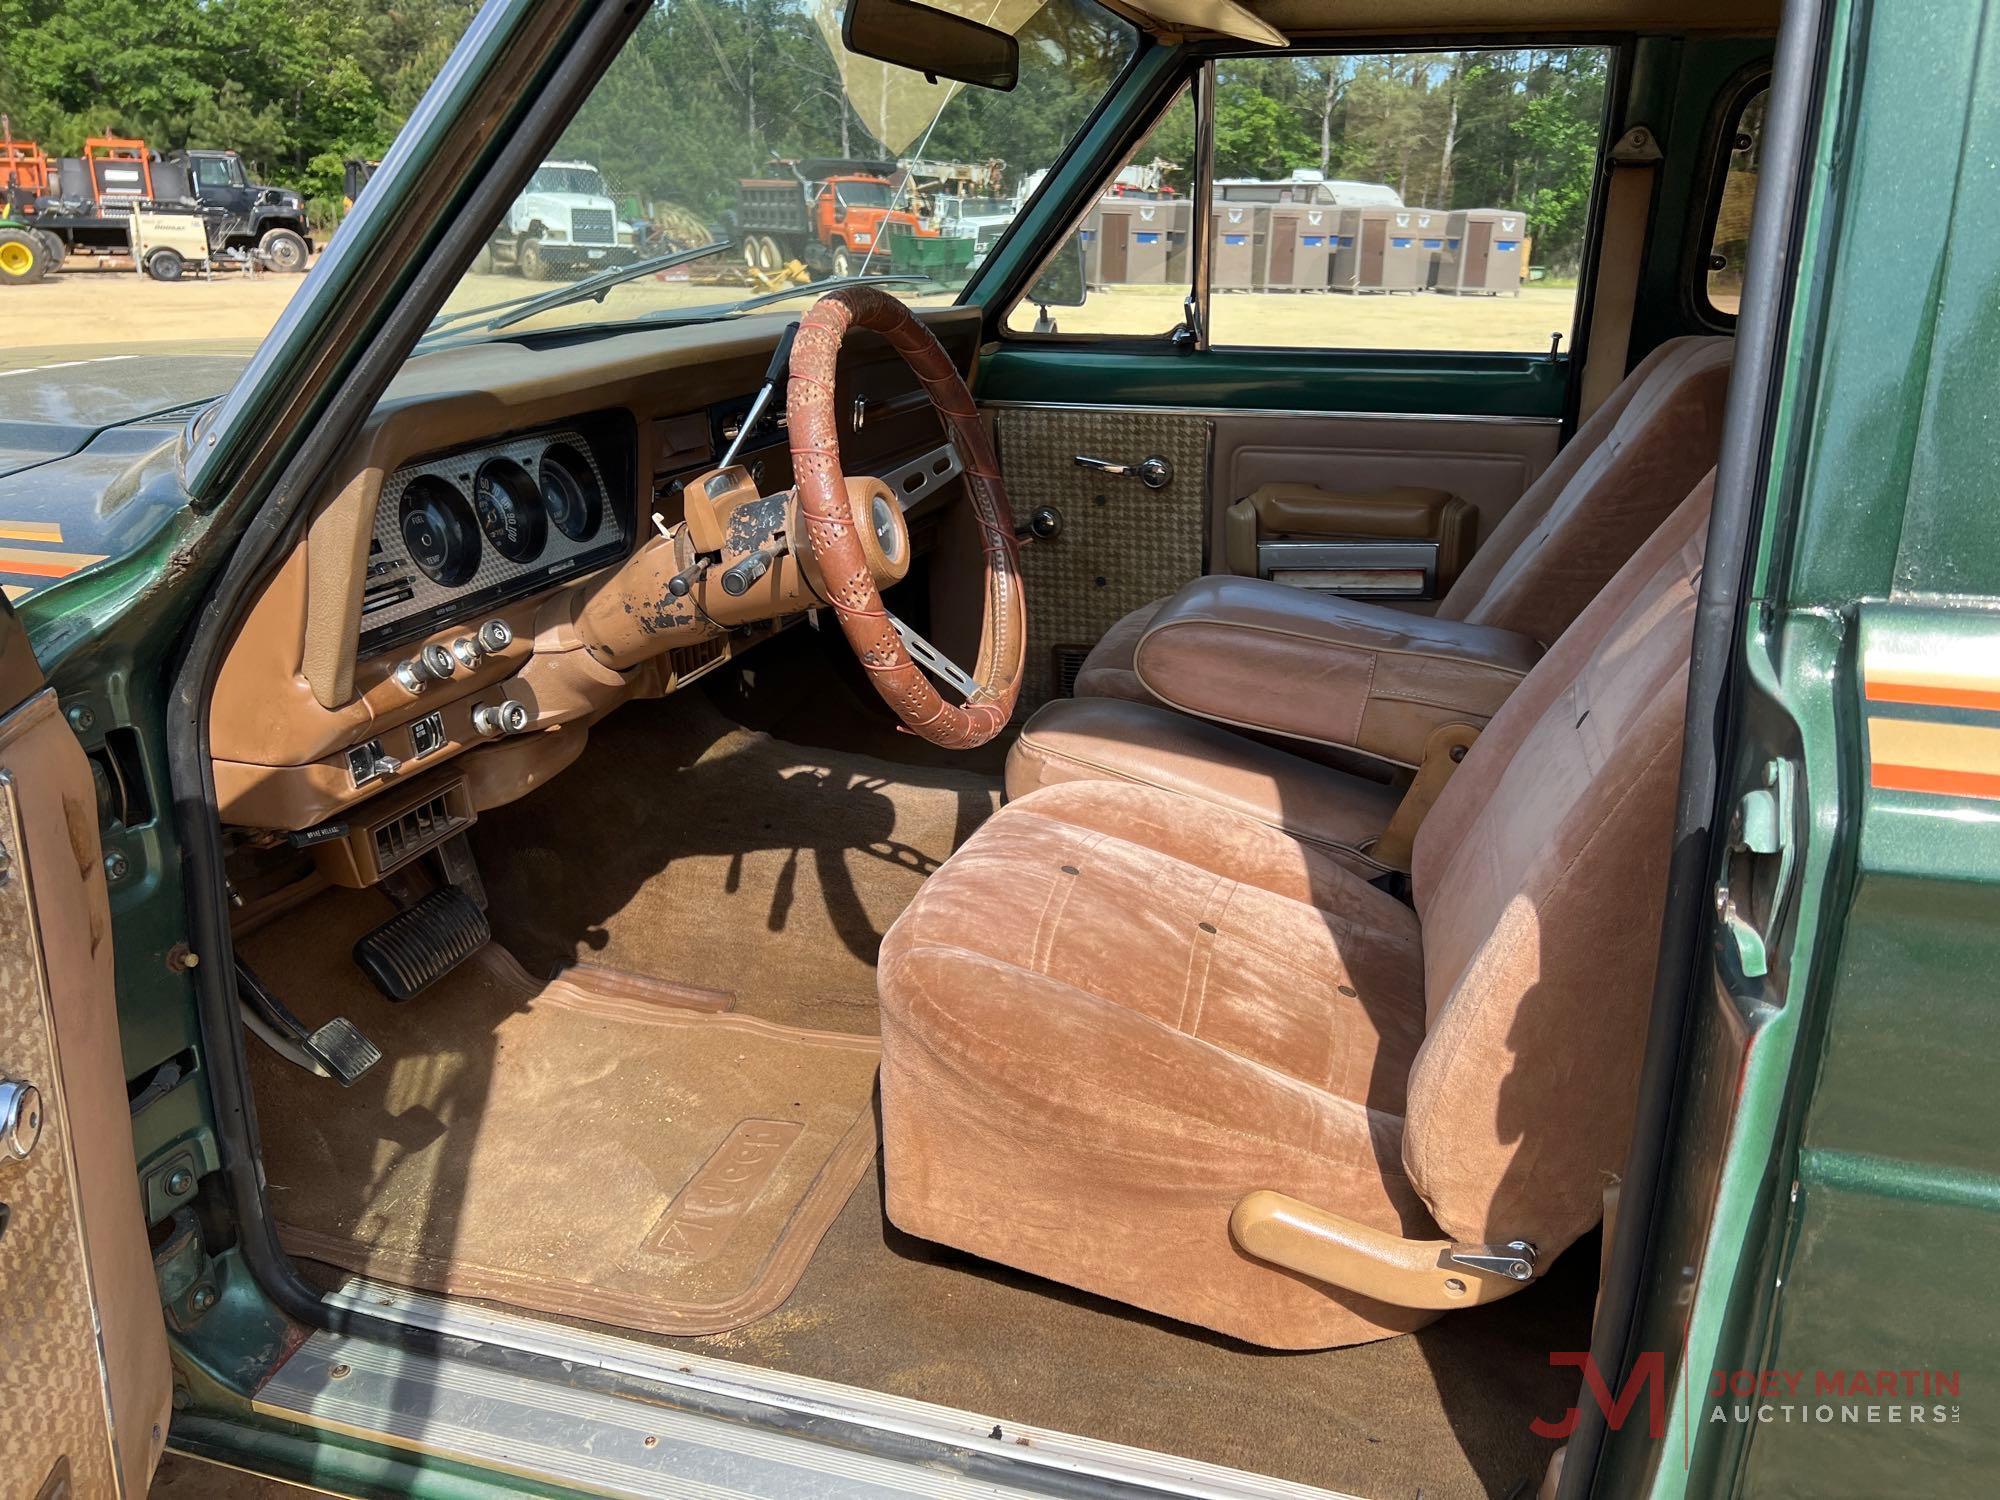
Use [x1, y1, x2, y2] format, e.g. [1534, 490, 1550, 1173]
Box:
[352, 884, 489, 1002]
[235, 960, 382, 1086]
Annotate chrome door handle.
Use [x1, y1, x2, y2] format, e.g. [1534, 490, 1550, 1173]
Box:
[0, 1079, 43, 1162]
[1074, 454, 1173, 489]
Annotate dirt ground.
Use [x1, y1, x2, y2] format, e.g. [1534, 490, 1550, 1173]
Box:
[1039, 281, 1579, 353]
[2, 258, 1577, 368]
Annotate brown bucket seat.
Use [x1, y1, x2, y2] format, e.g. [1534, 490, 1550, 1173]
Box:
[1007, 337, 1731, 868]
[875, 473, 1714, 1349]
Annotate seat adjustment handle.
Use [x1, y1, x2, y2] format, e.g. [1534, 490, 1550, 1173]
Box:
[1230, 1190, 1538, 1310]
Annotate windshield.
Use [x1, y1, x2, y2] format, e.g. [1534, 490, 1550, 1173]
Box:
[527, 165, 610, 196]
[423, 0, 1137, 342]
[832, 181, 893, 208]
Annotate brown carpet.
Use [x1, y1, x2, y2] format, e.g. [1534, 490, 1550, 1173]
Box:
[152, 1452, 335, 1497]
[245, 889, 881, 1338]
[256, 659, 1588, 1497]
[638, 1169, 1590, 1499]
[471, 690, 1001, 1035]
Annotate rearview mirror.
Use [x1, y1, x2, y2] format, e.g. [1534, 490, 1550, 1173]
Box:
[842, 0, 1020, 92]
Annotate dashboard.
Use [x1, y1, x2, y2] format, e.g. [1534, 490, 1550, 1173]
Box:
[206, 306, 981, 869]
[360, 418, 632, 655]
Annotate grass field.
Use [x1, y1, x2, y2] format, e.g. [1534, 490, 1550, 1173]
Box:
[0, 259, 1579, 368]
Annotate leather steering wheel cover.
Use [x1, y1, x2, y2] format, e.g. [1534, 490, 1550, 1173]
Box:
[788, 287, 1024, 748]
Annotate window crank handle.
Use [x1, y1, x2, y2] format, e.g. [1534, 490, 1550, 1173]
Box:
[1074, 454, 1173, 489]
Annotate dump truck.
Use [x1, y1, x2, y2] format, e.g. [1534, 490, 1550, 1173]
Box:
[734, 158, 939, 277]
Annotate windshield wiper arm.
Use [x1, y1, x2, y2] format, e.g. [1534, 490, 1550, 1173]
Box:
[413, 241, 736, 351]
[642, 273, 941, 328]
[723, 272, 935, 315]
[486, 240, 734, 332]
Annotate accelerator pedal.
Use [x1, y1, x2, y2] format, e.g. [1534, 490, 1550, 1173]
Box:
[353, 884, 489, 1002]
[236, 959, 383, 1086]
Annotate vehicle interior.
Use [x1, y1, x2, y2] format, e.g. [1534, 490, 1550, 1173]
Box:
[188, 1, 1784, 1494]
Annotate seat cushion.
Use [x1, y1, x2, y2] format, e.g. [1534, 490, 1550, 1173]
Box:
[1007, 695, 1402, 874]
[877, 780, 1441, 1348]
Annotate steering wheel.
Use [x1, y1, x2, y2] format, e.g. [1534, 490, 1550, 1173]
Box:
[787, 286, 1025, 749]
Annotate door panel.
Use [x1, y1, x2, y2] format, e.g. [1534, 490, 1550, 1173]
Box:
[0, 639, 170, 1496]
[1208, 411, 1559, 569]
[990, 406, 1208, 708]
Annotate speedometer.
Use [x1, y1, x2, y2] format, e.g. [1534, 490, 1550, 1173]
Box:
[540, 443, 604, 541]
[474, 457, 548, 563]
[398, 476, 480, 586]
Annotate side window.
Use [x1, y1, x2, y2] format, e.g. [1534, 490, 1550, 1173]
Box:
[1002, 88, 1196, 337]
[1704, 84, 1767, 319]
[1205, 48, 1610, 353]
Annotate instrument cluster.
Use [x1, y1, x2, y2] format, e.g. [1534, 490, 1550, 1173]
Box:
[360, 419, 629, 654]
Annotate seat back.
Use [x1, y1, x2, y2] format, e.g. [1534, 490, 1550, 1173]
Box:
[1402, 473, 1715, 1258]
[1440, 337, 1731, 644]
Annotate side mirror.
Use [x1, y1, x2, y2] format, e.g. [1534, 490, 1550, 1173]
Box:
[1027, 235, 1087, 310]
[842, 0, 1019, 92]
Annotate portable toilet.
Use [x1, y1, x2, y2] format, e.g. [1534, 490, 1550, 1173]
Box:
[1409, 207, 1448, 285]
[1434, 208, 1527, 294]
[1330, 206, 1428, 292]
[1083, 201, 1132, 286]
[1212, 204, 1262, 289]
[1122, 199, 1173, 283]
[1157, 199, 1195, 285]
[1265, 205, 1334, 290]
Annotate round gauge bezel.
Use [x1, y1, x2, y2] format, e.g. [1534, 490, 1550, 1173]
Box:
[539, 443, 604, 542]
[398, 474, 480, 587]
[473, 456, 548, 564]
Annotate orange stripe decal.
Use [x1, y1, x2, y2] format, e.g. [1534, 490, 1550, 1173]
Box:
[1865, 676, 2000, 714]
[0, 555, 86, 578]
[1872, 763, 2000, 801]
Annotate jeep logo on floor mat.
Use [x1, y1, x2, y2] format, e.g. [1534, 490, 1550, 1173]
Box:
[645, 1119, 804, 1263]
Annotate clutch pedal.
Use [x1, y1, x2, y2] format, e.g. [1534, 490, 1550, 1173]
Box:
[352, 884, 490, 1002]
[235, 960, 382, 1086]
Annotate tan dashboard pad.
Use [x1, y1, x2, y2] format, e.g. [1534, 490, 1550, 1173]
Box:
[789, 286, 1024, 748]
[247, 891, 880, 1338]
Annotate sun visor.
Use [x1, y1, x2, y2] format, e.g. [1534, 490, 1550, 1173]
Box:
[1107, 0, 1287, 46]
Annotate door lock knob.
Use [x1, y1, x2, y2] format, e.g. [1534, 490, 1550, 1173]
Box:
[1018, 505, 1064, 542]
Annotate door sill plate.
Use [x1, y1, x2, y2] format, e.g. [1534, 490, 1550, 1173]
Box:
[262, 1276, 1357, 1500]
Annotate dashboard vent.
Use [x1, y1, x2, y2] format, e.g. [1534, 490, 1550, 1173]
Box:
[668, 638, 726, 683]
[373, 789, 470, 875]
[306, 775, 476, 889]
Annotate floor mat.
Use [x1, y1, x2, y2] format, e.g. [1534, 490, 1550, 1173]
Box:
[244, 890, 881, 1338]
[471, 691, 1002, 1035]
